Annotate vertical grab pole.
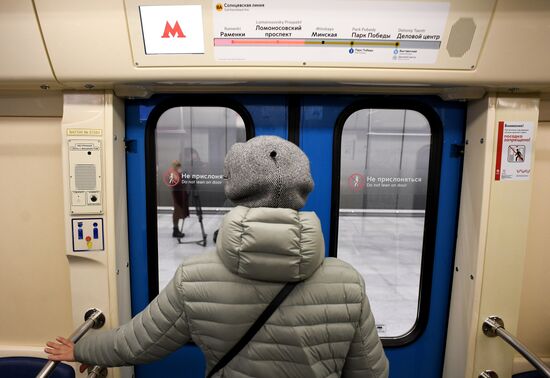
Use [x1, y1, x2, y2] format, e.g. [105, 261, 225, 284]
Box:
[36, 308, 106, 378]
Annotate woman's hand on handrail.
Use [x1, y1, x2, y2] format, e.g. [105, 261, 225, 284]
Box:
[44, 336, 75, 362]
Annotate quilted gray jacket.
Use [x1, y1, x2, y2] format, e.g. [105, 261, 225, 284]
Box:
[75, 206, 388, 377]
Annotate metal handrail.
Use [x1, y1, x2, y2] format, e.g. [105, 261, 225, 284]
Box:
[86, 365, 108, 377]
[482, 316, 550, 378]
[36, 308, 106, 378]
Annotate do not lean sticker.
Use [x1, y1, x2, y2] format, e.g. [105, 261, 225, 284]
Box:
[348, 173, 366, 192]
[495, 121, 534, 181]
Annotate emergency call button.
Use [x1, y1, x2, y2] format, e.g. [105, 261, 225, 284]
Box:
[87, 191, 101, 206]
[68, 139, 103, 214]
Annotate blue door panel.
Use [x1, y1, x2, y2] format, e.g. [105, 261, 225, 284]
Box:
[126, 103, 151, 314]
[126, 94, 465, 378]
[300, 97, 352, 250]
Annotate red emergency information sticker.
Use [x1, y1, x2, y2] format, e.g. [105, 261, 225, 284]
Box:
[495, 121, 534, 181]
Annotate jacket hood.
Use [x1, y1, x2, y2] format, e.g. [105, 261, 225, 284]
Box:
[216, 206, 325, 282]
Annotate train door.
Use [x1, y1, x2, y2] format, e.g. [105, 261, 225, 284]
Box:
[125, 94, 465, 378]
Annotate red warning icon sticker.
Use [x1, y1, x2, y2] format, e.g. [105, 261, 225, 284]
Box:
[163, 168, 181, 187]
[348, 173, 366, 192]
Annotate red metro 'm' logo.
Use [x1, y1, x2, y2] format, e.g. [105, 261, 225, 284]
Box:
[161, 21, 186, 38]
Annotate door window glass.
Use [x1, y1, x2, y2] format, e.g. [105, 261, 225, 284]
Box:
[156, 106, 247, 289]
[338, 108, 431, 338]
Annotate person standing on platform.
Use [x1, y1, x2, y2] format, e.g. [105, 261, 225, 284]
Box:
[170, 160, 189, 238]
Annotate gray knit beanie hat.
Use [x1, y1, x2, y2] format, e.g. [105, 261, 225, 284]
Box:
[224, 136, 314, 210]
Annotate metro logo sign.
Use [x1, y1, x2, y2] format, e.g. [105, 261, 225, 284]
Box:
[161, 21, 186, 38]
[139, 5, 204, 54]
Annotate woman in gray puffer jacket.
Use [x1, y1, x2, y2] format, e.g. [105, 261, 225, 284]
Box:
[45, 136, 389, 378]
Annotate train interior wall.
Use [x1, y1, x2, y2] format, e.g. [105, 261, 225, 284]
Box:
[0, 1, 550, 377]
[0, 92, 549, 377]
[515, 100, 550, 373]
[0, 93, 74, 358]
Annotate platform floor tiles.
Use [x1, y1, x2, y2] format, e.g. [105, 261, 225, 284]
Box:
[158, 213, 424, 338]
